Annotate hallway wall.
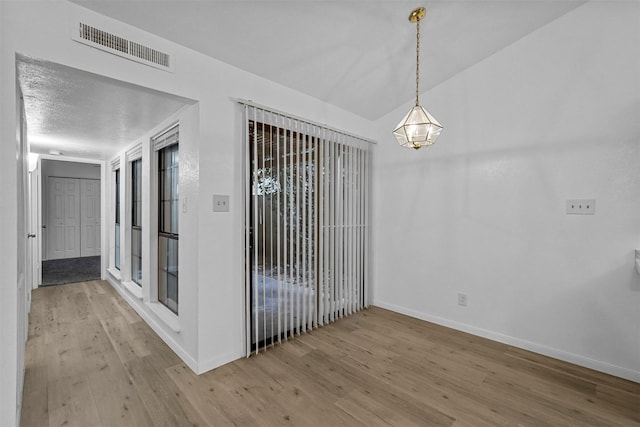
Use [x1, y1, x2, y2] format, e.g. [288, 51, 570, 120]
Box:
[371, 1, 640, 381]
[0, 62, 29, 425]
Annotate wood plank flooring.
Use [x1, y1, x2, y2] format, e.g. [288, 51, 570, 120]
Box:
[21, 281, 639, 426]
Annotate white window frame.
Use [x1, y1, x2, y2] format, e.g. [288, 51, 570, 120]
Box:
[127, 145, 143, 281]
[121, 145, 144, 299]
[109, 158, 121, 279]
[147, 123, 180, 325]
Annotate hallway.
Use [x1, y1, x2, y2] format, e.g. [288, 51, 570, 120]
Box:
[21, 281, 186, 425]
[22, 281, 640, 426]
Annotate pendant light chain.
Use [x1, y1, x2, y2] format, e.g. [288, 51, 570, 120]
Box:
[415, 18, 420, 106]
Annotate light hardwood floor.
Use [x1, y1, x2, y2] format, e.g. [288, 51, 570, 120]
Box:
[21, 280, 639, 426]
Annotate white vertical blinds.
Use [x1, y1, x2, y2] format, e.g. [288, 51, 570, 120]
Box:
[241, 101, 373, 355]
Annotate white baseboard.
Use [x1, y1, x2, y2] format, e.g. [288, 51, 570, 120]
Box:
[197, 350, 243, 375]
[106, 276, 199, 374]
[373, 300, 640, 383]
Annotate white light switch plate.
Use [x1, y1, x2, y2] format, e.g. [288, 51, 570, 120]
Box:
[566, 199, 595, 215]
[213, 194, 230, 212]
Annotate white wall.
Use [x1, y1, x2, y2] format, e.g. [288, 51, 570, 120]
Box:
[372, 1, 640, 381]
[16, 88, 30, 427]
[0, 0, 22, 419]
[0, 57, 29, 427]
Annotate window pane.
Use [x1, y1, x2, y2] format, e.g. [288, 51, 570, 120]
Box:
[131, 159, 142, 285]
[115, 168, 121, 270]
[160, 201, 169, 232]
[156, 137, 178, 314]
[132, 159, 142, 227]
[167, 237, 178, 273]
[163, 147, 172, 168]
[158, 235, 178, 314]
[167, 237, 178, 312]
[158, 235, 167, 268]
[167, 272, 178, 312]
[158, 239, 168, 301]
[132, 227, 142, 285]
[163, 168, 172, 200]
[115, 223, 120, 270]
[171, 200, 179, 234]
[158, 143, 178, 235]
[134, 200, 141, 226]
[171, 163, 178, 198]
[115, 169, 120, 224]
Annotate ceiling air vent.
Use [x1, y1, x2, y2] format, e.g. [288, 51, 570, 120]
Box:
[73, 22, 173, 72]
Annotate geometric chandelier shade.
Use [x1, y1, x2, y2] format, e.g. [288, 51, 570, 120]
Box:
[393, 6, 443, 150]
[393, 105, 442, 149]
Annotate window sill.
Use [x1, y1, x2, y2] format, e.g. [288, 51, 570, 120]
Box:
[147, 301, 181, 333]
[122, 280, 143, 300]
[107, 267, 121, 281]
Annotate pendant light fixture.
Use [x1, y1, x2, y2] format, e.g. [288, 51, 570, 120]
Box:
[393, 7, 443, 150]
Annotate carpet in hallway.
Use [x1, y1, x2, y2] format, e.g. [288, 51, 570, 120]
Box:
[41, 256, 101, 286]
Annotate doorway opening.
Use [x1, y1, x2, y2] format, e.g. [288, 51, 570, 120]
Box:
[18, 54, 194, 292]
[40, 159, 102, 286]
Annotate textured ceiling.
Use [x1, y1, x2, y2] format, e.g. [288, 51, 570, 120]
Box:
[70, 0, 585, 120]
[17, 55, 194, 160]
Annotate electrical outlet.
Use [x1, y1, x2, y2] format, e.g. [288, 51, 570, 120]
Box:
[213, 194, 230, 212]
[566, 199, 595, 215]
[457, 293, 467, 307]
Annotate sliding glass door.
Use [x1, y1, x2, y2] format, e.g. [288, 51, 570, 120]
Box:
[244, 105, 371, 354]
[249, 121, 317, 348]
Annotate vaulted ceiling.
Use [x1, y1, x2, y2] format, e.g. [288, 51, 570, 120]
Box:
[69, 0, 585, 120]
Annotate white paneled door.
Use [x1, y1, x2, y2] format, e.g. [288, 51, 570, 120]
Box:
[47, 177, 70, 260]
[46, 177, 100, 260]
[64, 179, 81, 258]
[81, 179, 101, 256]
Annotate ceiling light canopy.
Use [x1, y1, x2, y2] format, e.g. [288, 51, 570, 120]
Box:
[393, 7, 443, 150]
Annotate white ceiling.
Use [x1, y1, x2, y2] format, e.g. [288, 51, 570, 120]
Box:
[18, 1, 585, 160]
[70, 0, 585, 120]
[17, 55, 194, 160]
